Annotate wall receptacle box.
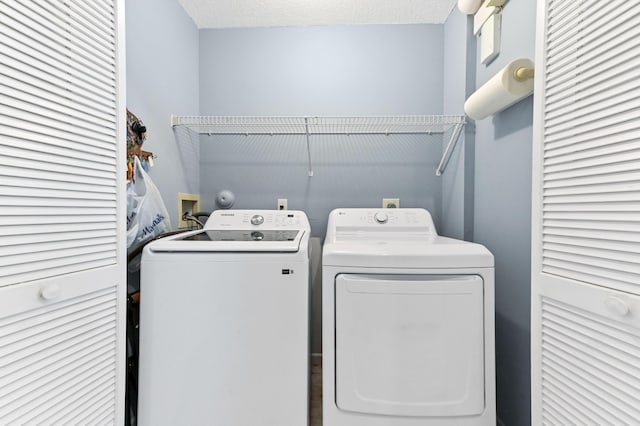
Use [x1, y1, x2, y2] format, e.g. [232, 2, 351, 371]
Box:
[178, 192, 200, 228]
[382, 198, 400, 208]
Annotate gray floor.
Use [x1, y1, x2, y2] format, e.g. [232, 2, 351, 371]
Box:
[310, 355, 322, 426]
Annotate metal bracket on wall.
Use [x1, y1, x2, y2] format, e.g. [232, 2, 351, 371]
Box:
[435, 120, 465, 176]
[303, 117, 313, 177]
[170, 115, 466, 177]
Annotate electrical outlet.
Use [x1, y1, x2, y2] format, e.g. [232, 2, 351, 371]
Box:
[277, 198, 288, 210]
[382, 198, 400, 208]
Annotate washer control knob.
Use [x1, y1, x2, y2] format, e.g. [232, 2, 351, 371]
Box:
[374, 212, 388, 224]
[250, 214, 264, 225]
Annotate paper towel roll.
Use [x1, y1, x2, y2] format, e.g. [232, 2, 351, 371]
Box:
[464, 58, 534, 120]
[458, 0, 482, 14]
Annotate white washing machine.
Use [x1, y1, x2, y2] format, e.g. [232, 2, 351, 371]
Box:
[138, 210, 311, 426]
[322, 208, 495, 426]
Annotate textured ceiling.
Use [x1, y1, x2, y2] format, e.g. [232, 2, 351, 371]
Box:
[178, 0, 459, 29]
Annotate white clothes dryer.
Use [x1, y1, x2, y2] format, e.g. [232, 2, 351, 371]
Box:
[138, 210, 311, 426]
[322, 208, 495, 426]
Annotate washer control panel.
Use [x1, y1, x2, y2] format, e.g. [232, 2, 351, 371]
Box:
[205, 210, 309, 230]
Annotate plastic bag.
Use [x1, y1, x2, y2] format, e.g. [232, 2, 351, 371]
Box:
[127, 157, 172, 249]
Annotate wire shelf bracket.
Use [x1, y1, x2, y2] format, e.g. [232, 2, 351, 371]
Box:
[171, 115, 466, 176]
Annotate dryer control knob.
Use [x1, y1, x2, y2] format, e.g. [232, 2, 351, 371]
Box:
[374, 212, 388, 224]
[250, 214, 264, 225]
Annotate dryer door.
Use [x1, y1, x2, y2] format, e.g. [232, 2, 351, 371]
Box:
[335, 274, 484, 417]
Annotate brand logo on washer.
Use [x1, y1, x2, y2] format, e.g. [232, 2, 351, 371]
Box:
[220, 213, 235, 216]
[281, 269, 294, 275]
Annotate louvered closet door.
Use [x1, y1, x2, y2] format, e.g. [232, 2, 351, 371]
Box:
[0, 0, 126, 424]
[531, 0, 640, 424]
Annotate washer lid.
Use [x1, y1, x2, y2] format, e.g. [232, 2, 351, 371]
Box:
[147, 229, 306, 252]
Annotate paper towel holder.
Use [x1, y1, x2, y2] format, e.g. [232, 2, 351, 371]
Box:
[464, 58, 535, 120]
[514, 66, 535, 82]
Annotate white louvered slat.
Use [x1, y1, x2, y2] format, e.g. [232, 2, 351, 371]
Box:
[1, 0, 121, 287]
[1, 186, 116, 203]
[0, 285, 118, 423]
[0, 331, 116, 390]
[547, 36, 640, 103]
[542, 384, 602, 426]
[0, 230, 116, 250]
[543, 181, 640, 197]
[544, 115, 640, 150]
[2, 174, 116, 195]
[547, 9, 640, 90]
[46, 379, 115, 425]
[544, 201, 639, 212]
[0, 65, 114, 131]
[544, 170, 640, 190]
[544, 3, 640, 76]
[0, 70, 116, 126]
[0, 165, 115, 188]
[0, 24, 115, 103]
[545, 139, 640, 166]
[0, 62, 116, 116]
[0, 257, 117, 289]
[540, 0, 640, 293]
[0, 135, 116, 168]
[2, 1, 116, 85]
[2, 104, 116, 147]
[545, 155, 639, 180]
[544, 241, 638, 265]
[540, 296, 640, 424]
[546, 72, 640, 120]
[543, 234, 637, 257]
[29, 0, 116, 55]
[543, 121, 640, 151]
[544, 193, 640, 206]
[1, 83, 116, 134]
[36, 378, 115, 425]
[69, 0, 116, 31]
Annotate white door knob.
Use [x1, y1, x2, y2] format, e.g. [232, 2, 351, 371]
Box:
[604, 296, 630, 317]
[40, 285, 61, 301]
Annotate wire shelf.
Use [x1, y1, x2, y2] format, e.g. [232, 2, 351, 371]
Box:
[170, 115, 466, 176]
[172, 115, 464, 135]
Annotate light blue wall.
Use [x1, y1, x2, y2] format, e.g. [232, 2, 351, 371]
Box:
[198, 25, 446, 237]
[441, 10, 475, 240]
[471, 3, 536, 425]
[126, 0, 199, 229]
